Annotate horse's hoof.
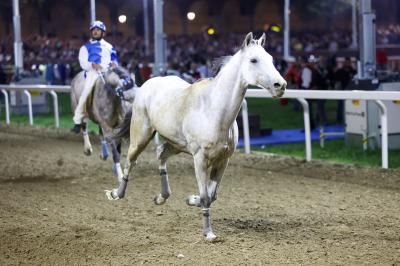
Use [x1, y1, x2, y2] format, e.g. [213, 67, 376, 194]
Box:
[105, 189, 120, 200]
[84, 148, 93, 156]
[154, 194, 166, 205]
[204, 232, 217, 242]
[186, 195, 201, 207]
[99, 153, 108, 161]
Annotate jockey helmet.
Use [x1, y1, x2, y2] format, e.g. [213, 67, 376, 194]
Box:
[90, 21, 106, 32]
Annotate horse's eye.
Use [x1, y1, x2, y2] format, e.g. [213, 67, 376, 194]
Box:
[250, 58, 258, 63]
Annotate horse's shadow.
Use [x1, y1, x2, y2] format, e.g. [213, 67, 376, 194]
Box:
[216, 216, 304, 234]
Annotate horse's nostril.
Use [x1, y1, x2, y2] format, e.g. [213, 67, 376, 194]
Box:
[274, 83, 281, 89]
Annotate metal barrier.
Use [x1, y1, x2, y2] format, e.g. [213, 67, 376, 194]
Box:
[0, 84, 70, 128]
[243, 88, 400, 169]
[1, 84, 400, 168]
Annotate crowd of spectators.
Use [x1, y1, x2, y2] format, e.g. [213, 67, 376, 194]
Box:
[0, 25, 399, 85]
[377, 24, 400, 45]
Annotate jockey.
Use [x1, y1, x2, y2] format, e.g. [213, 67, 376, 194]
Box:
[72, 20, 133, 133]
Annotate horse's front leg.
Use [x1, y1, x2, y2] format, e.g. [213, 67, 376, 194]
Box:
[192, 152, 217, 241]
[82, 122, 93, 156]
[208, 158, 229, 203]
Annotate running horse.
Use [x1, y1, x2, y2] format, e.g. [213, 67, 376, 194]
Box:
[107, 33, 287, 241]
[70, 67, 133, 182]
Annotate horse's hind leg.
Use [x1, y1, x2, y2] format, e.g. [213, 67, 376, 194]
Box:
[110, 139, 124, 182]
[82, 121, 93, 156]
[105, 114, 155, 200]
[154, 143, 180, 205]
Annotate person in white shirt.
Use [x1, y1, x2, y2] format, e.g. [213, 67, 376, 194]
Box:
[301, 57, 312, 90]
[72, 20, 133, 133]
[300, 55, 316, 129]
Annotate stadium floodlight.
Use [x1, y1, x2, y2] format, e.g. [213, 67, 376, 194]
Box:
[118, 15, 127, 23]
[207, 27, 215, 35]
[271, 25, 281, 32]
[187, 12, 195, 21]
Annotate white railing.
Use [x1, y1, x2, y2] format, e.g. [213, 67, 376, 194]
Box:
[1, 84, 400, 168]
[241, 88, 400, 169]
[0, 84, 70, 128]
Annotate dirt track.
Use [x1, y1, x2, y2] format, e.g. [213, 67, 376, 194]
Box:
[1, 124, 400, 265]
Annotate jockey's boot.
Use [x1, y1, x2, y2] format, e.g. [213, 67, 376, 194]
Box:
[71, 124, 82, 134]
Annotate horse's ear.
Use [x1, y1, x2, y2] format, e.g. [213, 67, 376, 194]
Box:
[258, 33, 266, 47]
[242, 32, 253, 49]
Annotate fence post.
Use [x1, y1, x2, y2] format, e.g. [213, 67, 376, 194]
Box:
[297, 98, 312, 161]
[374, 100, 388, 169]
[1, 89, 10, 124]
[241, 100, 251, 154]
[23, 90, 33, 125]
[49, 90, 59, 128]
[319, 126, 324, 148]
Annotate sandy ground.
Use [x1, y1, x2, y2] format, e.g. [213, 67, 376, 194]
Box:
[1, 124, 400, 265]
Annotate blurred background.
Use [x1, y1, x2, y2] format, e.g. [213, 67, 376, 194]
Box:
[0, 0, 399, 85]
[1, 0, 400, 167]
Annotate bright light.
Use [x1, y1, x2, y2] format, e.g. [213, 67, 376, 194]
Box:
[207, 28, 215, 35]
[187, 12, 195, 21]
[118, 15, 127, 23]
[271, 25, 281, 32]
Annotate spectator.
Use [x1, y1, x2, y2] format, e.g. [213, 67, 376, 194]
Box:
[334, 57, 356, 124]
[0, 65, 6, 84]
[140, 59, 152, 82]
[300, 56, 316, 129]
[45, 62, 55, 85]
[284, 59, 302, 111]
[377, 49, 388, 70]
[313, 56, 329, 126]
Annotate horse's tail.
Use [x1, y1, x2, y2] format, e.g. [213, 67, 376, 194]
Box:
[112, 109, 132, 140]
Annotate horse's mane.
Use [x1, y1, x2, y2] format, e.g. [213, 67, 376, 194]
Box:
[103, 66, 131, 89]
[211, 44, 245, 75]
[111, 66, 129, 79]
[211, 56, 233, 75]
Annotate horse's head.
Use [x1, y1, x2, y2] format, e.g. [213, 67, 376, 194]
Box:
[103, 68, 121, 88]
[240, 32, 286, 98]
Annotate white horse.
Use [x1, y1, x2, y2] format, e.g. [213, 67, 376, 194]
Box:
[106, 33, 286, 241]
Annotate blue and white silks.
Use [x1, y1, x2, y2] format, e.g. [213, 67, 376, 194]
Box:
[78, 39, 118, 71]
[73, 39, 119, 124]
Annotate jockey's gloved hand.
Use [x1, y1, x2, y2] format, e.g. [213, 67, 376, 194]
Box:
[116, 87, 125, 100]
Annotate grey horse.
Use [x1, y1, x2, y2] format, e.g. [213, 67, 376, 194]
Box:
[70, 67, 134, 181]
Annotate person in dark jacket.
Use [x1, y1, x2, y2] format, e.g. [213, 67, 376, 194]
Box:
[335, 57, 356, 124]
